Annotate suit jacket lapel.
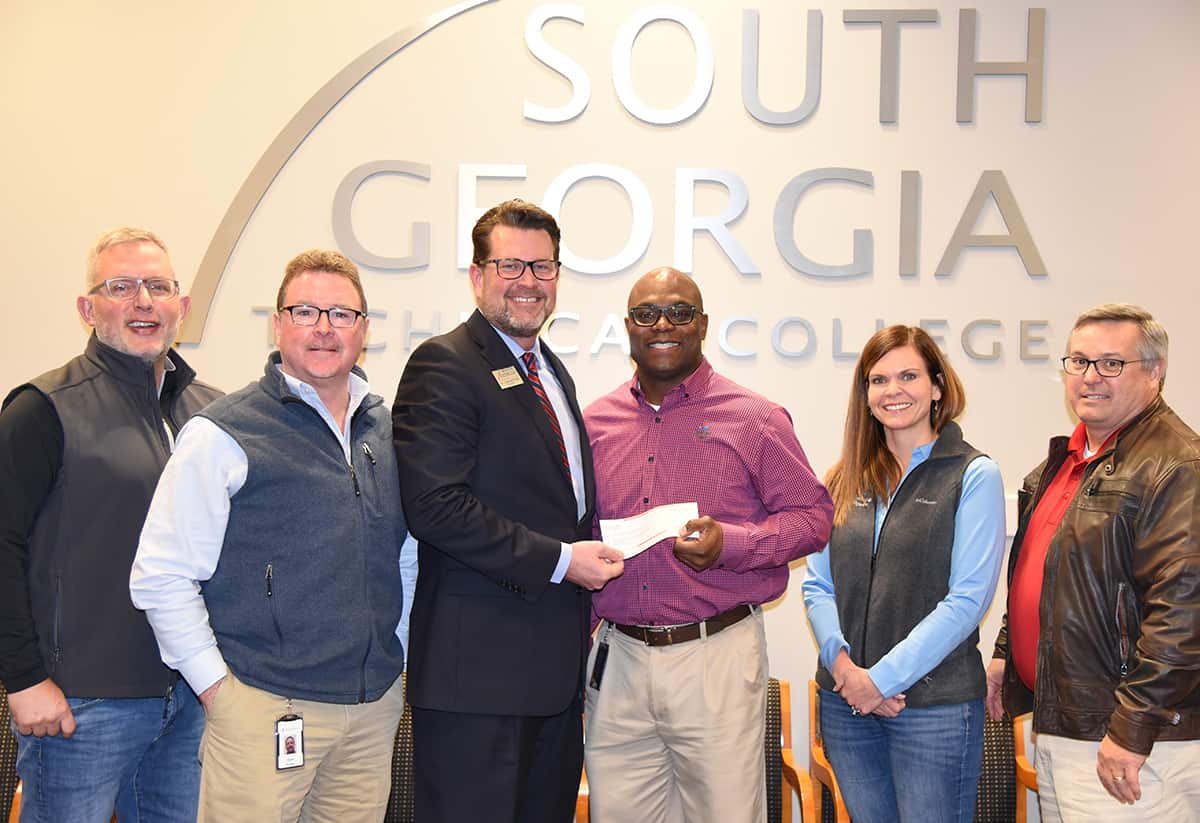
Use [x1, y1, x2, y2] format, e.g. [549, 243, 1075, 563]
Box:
[466, 311, 574, 490]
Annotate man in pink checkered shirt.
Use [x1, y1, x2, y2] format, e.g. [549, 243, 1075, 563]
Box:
[582, 267, 833, 823]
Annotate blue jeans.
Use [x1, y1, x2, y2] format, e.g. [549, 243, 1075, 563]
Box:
[819, 689, 983, 823]
[15, 679, 202, 823]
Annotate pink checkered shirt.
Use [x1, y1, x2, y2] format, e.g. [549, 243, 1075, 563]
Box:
[585, 358, 832, 627]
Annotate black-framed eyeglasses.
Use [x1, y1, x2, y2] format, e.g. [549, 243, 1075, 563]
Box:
[280, 304, 365, 328]
[1061, 356, 1149, 378]
[480, 258, 561, 280]
[88, 277, 180, 301]
[628, 304, 702, 327]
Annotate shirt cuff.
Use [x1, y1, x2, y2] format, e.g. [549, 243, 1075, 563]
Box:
[550, 542, 572, 584]
[867, 659, 904, 699]
[179, 646, 228, 696]
[820, 634, 851, 673]
[713, 522, 749, 571]
[1, 661, 50, 695]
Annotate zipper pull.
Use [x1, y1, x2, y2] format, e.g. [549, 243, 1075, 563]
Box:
[362, 442, 376, 464]
[352, 466, 361, 496]
[266, 564, 273, 597]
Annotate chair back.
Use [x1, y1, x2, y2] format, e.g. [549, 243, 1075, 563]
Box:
[0, 683, 18, 823]
[974, 715, 1016, 822]
[766, 677, 784, 823]
[383, 673, 414, 823]
[808, 681, 848, 823]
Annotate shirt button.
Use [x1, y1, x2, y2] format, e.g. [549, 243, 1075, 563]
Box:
[643, 497, 649, 504]
[648, 456, 655, 463]
[642, 584, 649, 590]
[655, 416, 662, 423]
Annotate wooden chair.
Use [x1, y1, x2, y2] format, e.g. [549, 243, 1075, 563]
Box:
[577, 677, 816, 822]
[774, 678, 818, 823]
[1012, 713, 1038, 823]
[808, 680, 850, 823]
[575, 760, 590, 822]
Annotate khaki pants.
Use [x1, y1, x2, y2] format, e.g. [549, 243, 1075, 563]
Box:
[584, 608, 767, 823]
[198, 670, 406, 823]
[1035, 733, 1200, 822]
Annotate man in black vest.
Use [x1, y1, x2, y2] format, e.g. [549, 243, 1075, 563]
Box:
[0, 227, 220, 822]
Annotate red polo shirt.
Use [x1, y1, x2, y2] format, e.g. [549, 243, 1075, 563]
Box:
[1009, 423, 1119, 690]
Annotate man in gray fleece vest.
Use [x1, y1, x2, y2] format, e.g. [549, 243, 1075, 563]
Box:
[131, 249, 416, 823]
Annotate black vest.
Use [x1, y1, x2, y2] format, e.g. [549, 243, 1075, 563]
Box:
[816, 422, 987, 708]
[8, 334, 220, 697]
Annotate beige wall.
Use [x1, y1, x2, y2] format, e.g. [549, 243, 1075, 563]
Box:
[3, 1, 1197, 812]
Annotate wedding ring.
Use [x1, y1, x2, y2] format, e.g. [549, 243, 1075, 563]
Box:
[851, 707, 861, 716]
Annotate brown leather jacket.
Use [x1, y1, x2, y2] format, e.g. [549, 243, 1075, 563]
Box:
[992, 396, 1200, 755]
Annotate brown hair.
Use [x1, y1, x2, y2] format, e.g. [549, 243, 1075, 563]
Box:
[826, 325, 967, 526]
[471, 199, 561, 263]
[275, 249, 367, 313]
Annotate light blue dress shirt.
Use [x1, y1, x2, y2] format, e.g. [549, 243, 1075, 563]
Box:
[802, 441, 1006, 698]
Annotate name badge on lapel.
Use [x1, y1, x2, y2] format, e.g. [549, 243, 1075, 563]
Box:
[492, 366, 524, 389]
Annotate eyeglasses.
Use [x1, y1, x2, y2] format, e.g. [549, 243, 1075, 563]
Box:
[280, 304, 365, 328]
[1061, 356, 1150, 378]
[628, 304, 702, 327]
[480, 258, 561, 280]
[88, 277, 180, 301]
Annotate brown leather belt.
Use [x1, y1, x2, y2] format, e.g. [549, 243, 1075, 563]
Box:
[612, 604, 753, 647]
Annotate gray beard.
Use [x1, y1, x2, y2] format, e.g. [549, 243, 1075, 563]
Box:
[95, 330, 172, 365]
[485, 307, 547, 340]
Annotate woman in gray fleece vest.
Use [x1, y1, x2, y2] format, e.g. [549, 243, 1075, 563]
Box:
[802, 325, 1007, 823]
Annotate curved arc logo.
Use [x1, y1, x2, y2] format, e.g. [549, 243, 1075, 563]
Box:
[179, 0, 497, 344]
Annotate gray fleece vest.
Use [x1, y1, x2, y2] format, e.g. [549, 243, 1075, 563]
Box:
[198, 356, 406, 704]
[816, 422, 987, 708]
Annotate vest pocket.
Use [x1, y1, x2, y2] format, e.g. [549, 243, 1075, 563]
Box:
[51, 573, 63, 668]
[266, 563, 283, 652]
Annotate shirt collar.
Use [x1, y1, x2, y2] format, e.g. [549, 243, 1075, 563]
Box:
[489, 324, 544, 369]
[630, 357, 714, 407]
[1066, 420, 1120, 461]
[275, 364, 371, 419]
[911, 439, 935, 461]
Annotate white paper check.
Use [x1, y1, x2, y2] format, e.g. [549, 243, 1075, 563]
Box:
[599, 502, 699, 558]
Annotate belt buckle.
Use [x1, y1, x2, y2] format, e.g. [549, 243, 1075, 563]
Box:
[642, 626, 672, 646]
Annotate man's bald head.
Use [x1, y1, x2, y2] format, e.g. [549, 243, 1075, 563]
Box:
[627, 267, 704, 312]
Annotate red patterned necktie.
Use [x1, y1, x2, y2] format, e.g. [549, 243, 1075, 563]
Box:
[521, 352, 569, 470]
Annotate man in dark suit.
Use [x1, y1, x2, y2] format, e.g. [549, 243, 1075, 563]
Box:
[392, 199, 624, 823]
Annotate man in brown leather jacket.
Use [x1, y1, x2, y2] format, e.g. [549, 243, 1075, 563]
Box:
[985, 304, 1200, 821]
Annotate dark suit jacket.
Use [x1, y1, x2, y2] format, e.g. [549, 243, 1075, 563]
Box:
[392, 309, 595, 717]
